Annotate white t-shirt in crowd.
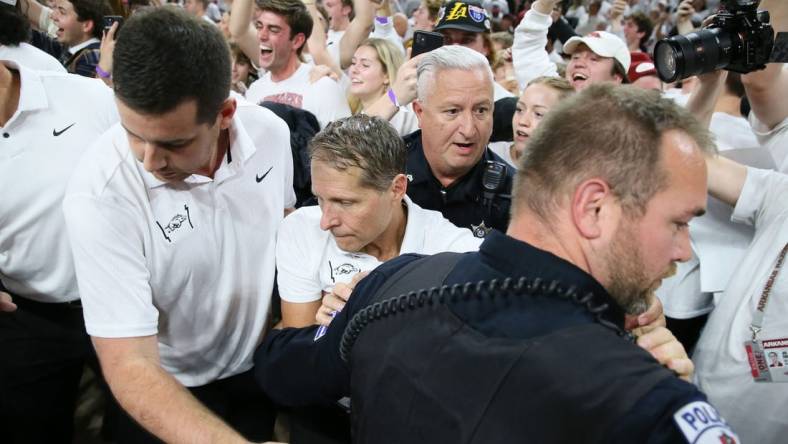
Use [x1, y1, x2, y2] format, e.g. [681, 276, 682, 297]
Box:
[750, 112, 788, 173]
[388, 105, 419, 136]
[710, 112, 759, 151]
[63, 97, 295, 386]
[0, 43, 66, 73]
[276, 196, 482, 303]
[245, 62, 351, 128]
[693, 168, 788, 444]
[0, 62, 117, 302]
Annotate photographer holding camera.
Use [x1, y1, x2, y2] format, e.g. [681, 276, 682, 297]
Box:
[654, 0, 788, 166]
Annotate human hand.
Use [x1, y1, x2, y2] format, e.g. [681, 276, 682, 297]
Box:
[609, 0, 627, 21]
[635, 325, 695, 381]
[315, 271, 370, 326]
[308, 64, 339, 84]
[391, 52, 423, 106]
[0, 291, 17, 313]
[98, 21, 118, 77]
[533, 0, 561, 16]
[550, 3, 562, 23]
[624, 296, 666, 331]
[676, 0, 696, 25]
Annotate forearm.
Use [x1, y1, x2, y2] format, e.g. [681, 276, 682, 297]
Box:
[686, 71, 727, 129]
[512, 7, 559, 89]
[306, 3, 343, 77]
[705, 155, 748, 207]
[364, 93, 400, 120]
[281, 299, 323, 328]
[18, 0, 45, 30]
[229, 0, 260, 64]
[340, 0, 375, 69]
[96, 338, 248, 444]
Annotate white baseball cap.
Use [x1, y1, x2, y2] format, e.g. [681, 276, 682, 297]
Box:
[0, 0, 17, 6]
[564, 31, 631, 72]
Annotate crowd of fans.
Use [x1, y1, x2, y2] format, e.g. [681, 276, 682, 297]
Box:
[1, 0, 787, 442]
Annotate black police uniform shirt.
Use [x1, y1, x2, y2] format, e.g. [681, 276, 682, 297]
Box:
[254, 231, 738, 443]
[403, 130, 514, 238]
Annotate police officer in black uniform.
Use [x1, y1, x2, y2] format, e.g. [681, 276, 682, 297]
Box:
[402, 45, 513, 238]
[254, 85, 737, 442]
[404, 130, 513, 237]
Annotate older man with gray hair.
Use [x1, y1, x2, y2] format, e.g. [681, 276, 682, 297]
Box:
[401, 45, 515, 238]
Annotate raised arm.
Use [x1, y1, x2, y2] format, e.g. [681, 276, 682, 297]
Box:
[740, 0, 788, 129]
[705, 155, 748, 208]
[228, 0, 262, 67]
[17, 0, 47, 31]
[304, 0, 343, 78]
[339, 0, 376, 70]
[512, 0, 561, 90]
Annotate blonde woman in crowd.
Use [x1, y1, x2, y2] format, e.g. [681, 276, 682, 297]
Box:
[348, 37, 419, 135]
[510, 76, 574, 164]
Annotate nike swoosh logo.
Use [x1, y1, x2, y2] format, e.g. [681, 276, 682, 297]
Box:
[53, 123, 76, 137]
[256, 166, 273, 183]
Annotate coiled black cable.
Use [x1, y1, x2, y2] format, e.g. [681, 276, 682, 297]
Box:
[339, 276, 634, 363]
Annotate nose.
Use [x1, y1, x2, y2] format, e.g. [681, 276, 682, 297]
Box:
[457, 110, 477, 138]
[517, 110, 532, 129]
[257, 27, 268, 41]
[674, 229, 693, 263]
[319, 205, 340, 231]
[142, 144, 167, 173]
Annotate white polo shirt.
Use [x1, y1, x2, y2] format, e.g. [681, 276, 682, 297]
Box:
[0, 44, 66, 73]
[276, 196, 482, 303]
[63, 97, 295, 386]
[0, 62, 117, 302]
[693, 168, 788, 443]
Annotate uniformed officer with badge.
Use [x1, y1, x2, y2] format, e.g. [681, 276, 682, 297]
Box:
[402, 44, 514, 238]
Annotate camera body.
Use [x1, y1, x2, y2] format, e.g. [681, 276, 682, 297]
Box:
[711, 0, 773, 74]
[653, 0, 775, 82]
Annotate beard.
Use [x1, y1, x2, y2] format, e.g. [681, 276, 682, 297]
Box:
[602, 225, 677, 316]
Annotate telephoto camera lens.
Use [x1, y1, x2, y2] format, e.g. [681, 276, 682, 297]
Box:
[654, 28, 738, 83]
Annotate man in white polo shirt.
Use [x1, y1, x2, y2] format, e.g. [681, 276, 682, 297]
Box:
[62, 7, 294, 443]
[245, 0, 350, 128]
[0, 57, 116, 442]
[276, 114, 481, 329]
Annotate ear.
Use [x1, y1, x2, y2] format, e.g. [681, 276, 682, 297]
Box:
[217, 98, 237, 130]
[390, 173, 408, 201]
[292, 32, 306, 52]
[82, 19, 95, 38]
[412, 100, 424, 129]
[571, 178, 618, 240]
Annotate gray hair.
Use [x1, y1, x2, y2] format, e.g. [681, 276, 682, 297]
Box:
[416, 45, 493, 102]
[308, 114, 406, 192]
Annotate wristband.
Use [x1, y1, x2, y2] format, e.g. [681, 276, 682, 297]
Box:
[95, 65, 111, 79]
[386, 88, 399, 108]
[375, 16, 390, 25]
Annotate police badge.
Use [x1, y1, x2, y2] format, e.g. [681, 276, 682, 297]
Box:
[471, 221, 491, 238]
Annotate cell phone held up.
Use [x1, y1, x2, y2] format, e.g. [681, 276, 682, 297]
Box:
[411, 30, 444, 57]
[103, 15, 124, 35]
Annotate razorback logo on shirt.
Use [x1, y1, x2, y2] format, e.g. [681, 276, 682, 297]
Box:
[673, 401, 739, 444]
[262, 92, 303, 109]
[155, 203, 194, 243]
[329, 262, 361, 283]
